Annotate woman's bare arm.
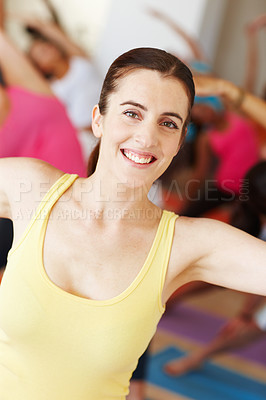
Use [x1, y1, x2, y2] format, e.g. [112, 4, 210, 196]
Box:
[0, 158, 62, 220]
[0, 158, 64, 254]
[244, 23, 258, 93]
[11, 14, 88, 59]
[0, 0, 4, 30]
[194, 76, 266, 129]
[0, 31, 52, 94]
[177, 217, 266, 296]
[244, 14, 266, 92]
[42, 0, 61, 27]
[148, 8, 207, 61]
[0, 158, 27, 220]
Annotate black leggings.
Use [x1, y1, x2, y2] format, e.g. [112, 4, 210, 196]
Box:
[0, 218, 13, 268]
[131, 348, 149, 381]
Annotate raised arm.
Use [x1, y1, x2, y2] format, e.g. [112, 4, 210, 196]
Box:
[21, 17, 88, 59]
[0, 0, 4, 30]
[244, 14, 266, 93]
[194, 76, 266, 129]
[42, 0, 61, 27]
[244, 22, 259, 92]
[148, 8, 207, 62]
[0, 1, 52, 94]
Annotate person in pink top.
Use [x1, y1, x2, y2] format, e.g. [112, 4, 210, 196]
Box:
[0, 0, 86, 271]
[181, 96, 259, 217]
[208, 111, 259, 195]
[0, 1, 86, 175]
[0, 85, 86, 176]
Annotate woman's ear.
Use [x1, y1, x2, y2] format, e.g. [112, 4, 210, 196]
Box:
[92, 105, 103, 138]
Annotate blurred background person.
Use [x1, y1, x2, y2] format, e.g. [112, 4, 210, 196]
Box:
[164, 160, 266, 376]
[147, 7, 213, 76]
[10, 0, 102, 162]
[0, 0, 86, 278]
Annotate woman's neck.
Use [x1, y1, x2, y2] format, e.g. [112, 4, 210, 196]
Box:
[51, 58, 70, 80]
[76, 173, 156, 217]
[213, 113, 229, 131]
[0, 86, 10, 126]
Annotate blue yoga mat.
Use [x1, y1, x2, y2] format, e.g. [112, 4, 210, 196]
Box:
[159, 304, 266, 366]
[147, 347, 266, 400]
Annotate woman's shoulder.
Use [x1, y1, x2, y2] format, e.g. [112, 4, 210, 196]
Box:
[165, 216, 229, 288]
[171, 216, 223, 263]
[2, 157, 64, 210]
[173, 215, 230, 240]
[171, 215, 245, 268]
[2, 158, 66, 241]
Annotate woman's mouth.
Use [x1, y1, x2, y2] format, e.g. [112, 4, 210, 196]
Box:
[121, 149, 157, 165]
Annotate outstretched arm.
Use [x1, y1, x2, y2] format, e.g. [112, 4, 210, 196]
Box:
[194, 76, 266, 129]
[0, 1, 52, 94]
[0, 157, 62, 220]
[186, 217, 266, 296]
[148, 8, 206, 61]
[0, 158, 63, 254]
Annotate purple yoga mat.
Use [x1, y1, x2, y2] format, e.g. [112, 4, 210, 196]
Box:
[158, 303, 266, 366]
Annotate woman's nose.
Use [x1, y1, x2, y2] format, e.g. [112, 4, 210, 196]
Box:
[134, 123, 158, 148]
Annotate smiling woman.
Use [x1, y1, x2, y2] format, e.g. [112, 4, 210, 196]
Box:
[88, 47, 194, 189]
[0, 47, 266, 400]
[92, 67, 191, 189]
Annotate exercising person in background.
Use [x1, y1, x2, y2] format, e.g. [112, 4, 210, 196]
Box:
[9, 0, 101, 161]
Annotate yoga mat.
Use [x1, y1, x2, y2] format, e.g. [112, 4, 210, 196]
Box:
[159, 304, 266, 365]
[147, 347, 266, 400]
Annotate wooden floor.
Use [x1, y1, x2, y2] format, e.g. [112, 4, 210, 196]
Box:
[143, 287, 266, 400]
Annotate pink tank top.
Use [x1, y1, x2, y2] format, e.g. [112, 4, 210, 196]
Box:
[0, 86, 87, 177]
[208, 112, 259, 194]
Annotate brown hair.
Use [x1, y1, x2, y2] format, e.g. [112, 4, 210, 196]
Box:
[88, 47, 195, 176]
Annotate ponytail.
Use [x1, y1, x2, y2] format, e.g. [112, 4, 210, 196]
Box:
[87, 141, 100, 177]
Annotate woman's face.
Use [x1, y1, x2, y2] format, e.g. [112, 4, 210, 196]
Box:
[92, 69, 190, 188]
[191, 104, 219, 126]
[29, 40, 64, 73]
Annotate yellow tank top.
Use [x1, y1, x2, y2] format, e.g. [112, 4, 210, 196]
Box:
[0, 174, 178, 400]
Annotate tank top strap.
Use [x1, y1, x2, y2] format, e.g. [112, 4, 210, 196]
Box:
[34, 173, 79, 220]
[157, 210, 179, 308]
[8, 174, 79, 258]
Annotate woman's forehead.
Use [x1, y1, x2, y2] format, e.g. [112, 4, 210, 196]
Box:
[116, 68, 184, 89]
[111, 69, 190, 113]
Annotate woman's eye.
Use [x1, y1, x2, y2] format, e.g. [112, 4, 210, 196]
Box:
[123, 111, 139, 119]
[161, 121, 178, 129]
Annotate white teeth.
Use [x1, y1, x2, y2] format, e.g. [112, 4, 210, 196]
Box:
[123, 150, 153, 164]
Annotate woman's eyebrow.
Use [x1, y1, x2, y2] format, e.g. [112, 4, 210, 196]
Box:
[162, 112, 183, 123]
[120, 101, 148, 111]
[120, 101, 183, 123]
